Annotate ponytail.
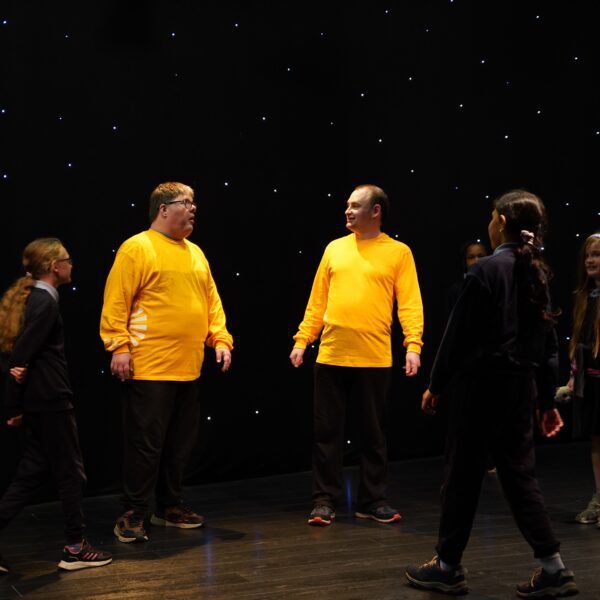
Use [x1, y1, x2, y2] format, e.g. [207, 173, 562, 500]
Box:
[0, 276, 35, 353]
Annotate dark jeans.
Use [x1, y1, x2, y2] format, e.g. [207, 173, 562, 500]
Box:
[312, 363, 392, 510]
[121, 379, 202, 515]
[0, 410, 87, 544]
[436, 369, 560, 565]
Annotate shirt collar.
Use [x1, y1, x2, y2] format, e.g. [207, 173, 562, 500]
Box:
[34, 280, 59, 303]
[492, 242, 518, 255]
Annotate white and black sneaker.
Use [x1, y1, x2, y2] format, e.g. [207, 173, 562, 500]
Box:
[57, 539, 112, 571]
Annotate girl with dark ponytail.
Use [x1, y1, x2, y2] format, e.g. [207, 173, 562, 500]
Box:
[406, 191, 577, 597]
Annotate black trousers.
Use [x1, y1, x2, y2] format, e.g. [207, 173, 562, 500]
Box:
[436, 369, 560, 565]
[121, 379, 202, 515]
[0, 410, 87, 544]
[312, 363, 391, 510]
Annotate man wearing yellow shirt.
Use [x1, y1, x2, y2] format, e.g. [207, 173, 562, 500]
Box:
[290, 184, 423, 526]
[100, 182, 233, 543]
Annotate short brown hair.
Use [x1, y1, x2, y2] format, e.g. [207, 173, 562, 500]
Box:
[354, 184, 389, 225]
[149, 182, 194, 222]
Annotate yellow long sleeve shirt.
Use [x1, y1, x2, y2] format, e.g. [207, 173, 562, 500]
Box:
[293, 233, 423, 367]
[100, 229, 233, 381]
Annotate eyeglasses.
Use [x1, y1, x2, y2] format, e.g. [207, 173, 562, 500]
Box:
[56, 257, 73, 265]
[165, 199, 197, 210]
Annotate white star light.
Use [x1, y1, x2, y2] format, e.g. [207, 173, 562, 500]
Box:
[171, 32, 176, 37]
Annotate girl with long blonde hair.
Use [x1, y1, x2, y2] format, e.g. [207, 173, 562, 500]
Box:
[0, 238, 111, 573]
[569, 233, 600, 525]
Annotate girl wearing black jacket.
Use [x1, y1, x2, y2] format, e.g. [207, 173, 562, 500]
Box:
[0, 238, 111, 573]
[406, 191, 577, 598]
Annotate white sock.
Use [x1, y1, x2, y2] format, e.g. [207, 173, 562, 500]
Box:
[540, 553, 565, 574]
[439, 558, 456, 572]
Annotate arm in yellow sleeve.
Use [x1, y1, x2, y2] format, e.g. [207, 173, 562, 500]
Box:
[394, 247, 424, 354]
[293, 249, 330, 349]
[205, 266, 233, 350]
[100, 247, 143, 354]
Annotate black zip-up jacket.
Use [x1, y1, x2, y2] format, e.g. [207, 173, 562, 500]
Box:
[5, 287, 74, 417]
[429, 244, 558, 409]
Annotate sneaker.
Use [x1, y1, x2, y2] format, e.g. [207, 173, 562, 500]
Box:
[150, 504, 204, 529]
[516, 567, 578, 598]
[57, 539, 113, 571]
[355, 505, 401, 523]
[0, 554, 8, 574]
[575, 493, 599, 524]
[405, 556, 468, 595]
[114, 510, 148, 543]
[308, 505, 335, 526]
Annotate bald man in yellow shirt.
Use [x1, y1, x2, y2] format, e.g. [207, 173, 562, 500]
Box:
[101, 182, 233, 543]
[291, 185, 424, 526]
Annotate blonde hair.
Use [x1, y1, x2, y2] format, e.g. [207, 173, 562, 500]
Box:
[570, 234, 600, 360]
[0, 238, 64, 353]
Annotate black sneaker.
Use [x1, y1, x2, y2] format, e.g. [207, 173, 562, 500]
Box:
[405, 556, 468, 595]
[308, 505, 335, 526]
[114, 510, 148, 543]
[516, 567, 578, 598]
[355, 504, 401, 523]
[0, 554, 8, 574]
[151, 504, 204, 529]
[57, 539, 113, 571]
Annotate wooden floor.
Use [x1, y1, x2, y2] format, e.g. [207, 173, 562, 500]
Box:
[0, 442, 599, 599]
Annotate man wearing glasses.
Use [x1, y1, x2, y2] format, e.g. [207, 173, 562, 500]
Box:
[100, 182, 233, 543]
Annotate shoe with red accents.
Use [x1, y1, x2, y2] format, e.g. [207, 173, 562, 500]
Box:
[308, 505, 335, 526]
[355, 504, 401, 523]
[57, 539, 113, 571]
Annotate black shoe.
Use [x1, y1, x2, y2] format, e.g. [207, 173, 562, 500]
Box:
[355, 504, 401, 523]
[0, 554, 8, 574]
[405, 556, 468, 595]
[114, 510, 148, 543]
[516, 567, 578, 598]
[57, 539, 113, 571]
[308, 505, 335, 526]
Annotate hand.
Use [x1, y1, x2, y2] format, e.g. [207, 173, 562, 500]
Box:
[538, 408, 564, 438]
[289, 348, 305, 368]
[567, 375, 574, 392]
[421, 389, 439, 416]
[6, 415, 23, 427]
[111, 352, 133, 381]
[405, 351, 421, 377]
[216, 348, 232, 372]
[9, 366, 27, 384]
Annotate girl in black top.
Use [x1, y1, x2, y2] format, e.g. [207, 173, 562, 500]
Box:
[406, 191, 577, 598]
[0, 238, 111, 573]
[568, 233, 600, 525]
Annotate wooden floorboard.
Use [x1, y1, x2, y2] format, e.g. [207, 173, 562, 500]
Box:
[1, 442, 599, 599]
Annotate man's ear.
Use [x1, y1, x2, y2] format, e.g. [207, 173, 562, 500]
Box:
[372, 203, 381, 218]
